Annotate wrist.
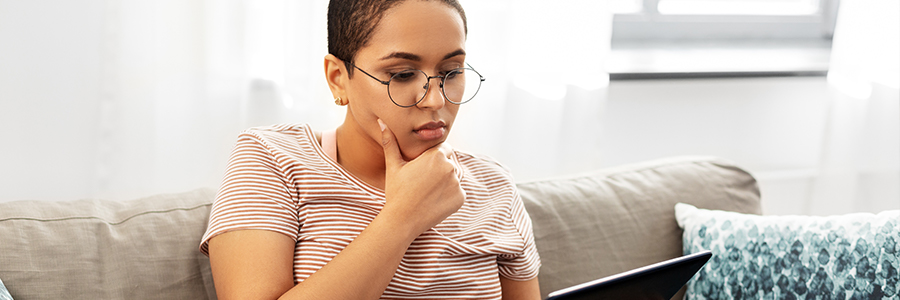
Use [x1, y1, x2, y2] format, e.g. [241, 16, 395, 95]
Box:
[372, 205, 426, 244]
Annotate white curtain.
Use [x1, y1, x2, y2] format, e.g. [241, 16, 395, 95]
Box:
[815, 0, 900, 214]
[450, 0, 612, 181]
[0, 0, 611, 201]
[84, 0, 338, 200]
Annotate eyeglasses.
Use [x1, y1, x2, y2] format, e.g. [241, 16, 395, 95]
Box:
[347, 61, 485, 108]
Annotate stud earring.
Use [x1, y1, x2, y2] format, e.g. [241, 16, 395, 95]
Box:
[334, 97, 348, 106]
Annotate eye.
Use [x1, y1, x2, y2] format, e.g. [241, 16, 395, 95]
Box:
[390, 70, 418, 82]
[444, 69, 463, 80]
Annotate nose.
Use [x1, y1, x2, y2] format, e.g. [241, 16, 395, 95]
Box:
[416, 77, 446, 110]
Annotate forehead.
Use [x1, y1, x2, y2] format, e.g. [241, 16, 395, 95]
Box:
[358, 1, 466, 62]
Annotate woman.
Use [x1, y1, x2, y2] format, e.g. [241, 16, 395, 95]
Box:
[200, 0, 541, 299]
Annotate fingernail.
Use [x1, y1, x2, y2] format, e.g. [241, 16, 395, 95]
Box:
[377, 119, 386, 131]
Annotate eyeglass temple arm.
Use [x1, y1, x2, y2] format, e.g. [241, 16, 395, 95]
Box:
[465, 63, 486, 82]
[348, 61, 390, 85]
[352, 60, 484, 84]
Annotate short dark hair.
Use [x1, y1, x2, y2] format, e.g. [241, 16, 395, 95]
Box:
[327, 0, 467, 76]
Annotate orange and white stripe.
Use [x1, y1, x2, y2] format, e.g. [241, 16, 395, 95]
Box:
[200, 123, 540, 299]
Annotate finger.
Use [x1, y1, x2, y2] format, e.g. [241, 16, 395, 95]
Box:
[378, 119, 403, 169]
[433, 143, 461, 175]
[438, 142, 454, 157]
[450, 150, 462, 175]
[449, 149, 462, 177]
[428, 142, 452, 159]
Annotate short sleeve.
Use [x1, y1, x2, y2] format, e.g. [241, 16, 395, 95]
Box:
[497, 186, 542, 281]
[199, 131, 299, 255]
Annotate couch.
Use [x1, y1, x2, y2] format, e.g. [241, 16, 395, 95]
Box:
[0, 156, 762, 299]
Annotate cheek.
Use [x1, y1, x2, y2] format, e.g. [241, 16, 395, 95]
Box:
[349, 85, 392, 122]
[444, 106, 461, 127]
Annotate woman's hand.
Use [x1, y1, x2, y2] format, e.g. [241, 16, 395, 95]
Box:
[377, 119, 466, 236]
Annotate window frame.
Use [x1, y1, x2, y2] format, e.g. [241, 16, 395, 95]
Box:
[612, 0, 840, 41]
[608, 0, 840, 79]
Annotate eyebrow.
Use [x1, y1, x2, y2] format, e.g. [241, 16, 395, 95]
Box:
[379, 49, 466, 62]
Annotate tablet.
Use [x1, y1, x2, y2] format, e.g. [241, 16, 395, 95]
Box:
[546, 251, 712, 300]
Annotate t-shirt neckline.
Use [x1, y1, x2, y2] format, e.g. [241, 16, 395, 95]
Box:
[301, 124, 387, 198]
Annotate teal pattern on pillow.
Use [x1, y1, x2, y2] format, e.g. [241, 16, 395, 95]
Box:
[0, 277, 12, 300]
[675, 203, 900, 300]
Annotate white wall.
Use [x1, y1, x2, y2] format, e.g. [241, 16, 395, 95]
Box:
[598, 77, 899, 216]
[1, 1, 897, 216]
[0, 0, 105, 201]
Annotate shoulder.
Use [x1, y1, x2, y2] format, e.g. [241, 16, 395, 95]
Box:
[238, 123, 312, 143]
[232, 123, 315, 151]
[226, 123, 323, 166]
[454, 149, 516, 187]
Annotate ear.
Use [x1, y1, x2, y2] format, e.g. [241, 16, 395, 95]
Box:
[324, 54, 348, 101]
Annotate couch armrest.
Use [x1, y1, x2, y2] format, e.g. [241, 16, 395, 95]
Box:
[518, 156, 761, 300]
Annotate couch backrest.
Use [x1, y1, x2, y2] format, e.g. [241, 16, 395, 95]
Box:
[0, 189, 218, 299]
[0, 156, 760, 300]
[520, 156, 761, 299]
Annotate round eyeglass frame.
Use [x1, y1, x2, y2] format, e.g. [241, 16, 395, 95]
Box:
[346, 61, 486, 108]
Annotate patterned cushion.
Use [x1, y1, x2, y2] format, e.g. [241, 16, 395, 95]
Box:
[0, 277, 12, 300]
[675, 203, 900, 300]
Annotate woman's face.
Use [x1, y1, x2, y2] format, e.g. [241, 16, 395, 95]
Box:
[345, 0, 466, 161]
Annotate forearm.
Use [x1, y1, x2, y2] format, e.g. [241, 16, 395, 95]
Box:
[500, 276, 541, 300]
[279, 211, 419, 300]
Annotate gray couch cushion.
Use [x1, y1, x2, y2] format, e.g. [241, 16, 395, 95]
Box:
[0, 156, 760, 299]
[520, 156, 762, 299]
[0, 188, 217, 300]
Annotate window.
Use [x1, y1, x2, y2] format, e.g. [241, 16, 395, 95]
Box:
[611, 0, 839, 40]
[658, 0, 820, 16]
[608, 0, 840, 78]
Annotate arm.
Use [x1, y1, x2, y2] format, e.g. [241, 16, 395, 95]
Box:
[496, 162, 542, 300]
[208, 210, 421, 300]
[208, 230, 295, 300]
[500, 277, 541, 300]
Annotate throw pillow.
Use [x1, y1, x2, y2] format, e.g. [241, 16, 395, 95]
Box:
[675, 203, 899, 300]
[0, 277, 12, 300]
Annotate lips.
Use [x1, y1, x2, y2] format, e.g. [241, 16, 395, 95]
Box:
[413, 121, 446, 140]
[414, 121, 445, 132]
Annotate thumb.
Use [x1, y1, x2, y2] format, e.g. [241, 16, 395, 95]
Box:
[378, 119, 403, 169]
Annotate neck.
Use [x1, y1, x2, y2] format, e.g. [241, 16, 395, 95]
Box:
[335, 116, 387, 190]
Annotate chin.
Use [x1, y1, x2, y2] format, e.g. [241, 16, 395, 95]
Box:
[400, 140, 444, 161]
[399, 149, 424, 162]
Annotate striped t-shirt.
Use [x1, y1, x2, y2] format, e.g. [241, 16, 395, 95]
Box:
[199, 123, 540, 299]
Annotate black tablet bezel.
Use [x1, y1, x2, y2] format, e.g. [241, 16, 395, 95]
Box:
[546, 251, 713, 300]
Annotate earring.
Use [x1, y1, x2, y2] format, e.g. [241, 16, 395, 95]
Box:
[334, 97, 348, 106]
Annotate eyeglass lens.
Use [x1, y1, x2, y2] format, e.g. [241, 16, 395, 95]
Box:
[387, 68, 482, 107]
